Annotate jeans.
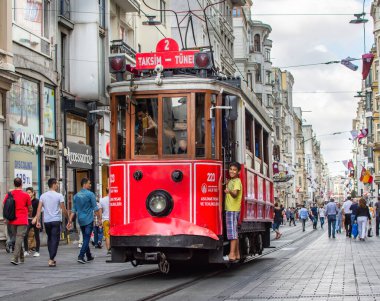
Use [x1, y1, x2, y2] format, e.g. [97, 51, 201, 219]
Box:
[6, 224, 16, 250]
[301, 218, 307, 231]
[357, 216, 368, 239]
[336, 218, 342, 233]
[327, 215, 337, 238]
[79, 223, 94, 259]
[320, 217, 325, 229]
[10, 225, 27, 261]
[376, 216, 379, 236]
[93, 225, 103, 246]
[45, 221, 61, 260]
[24, 219, 41, 252]
[344, 214, 352, 236]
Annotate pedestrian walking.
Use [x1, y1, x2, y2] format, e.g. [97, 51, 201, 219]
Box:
[289, 208, 296, 226]
[326, 199, 338, 238]
[2, 177, 32, 265]
[375, 196, 380, 236]
[273, 203, 283, 239]
[99, 188, 111, 254]
[355, 198, 372, 241]
[319, 205, 326, 229]
[92, 201, 103, 249]
[280, 204, 285, 225]
[342, 196, 353, 237]
[223, 162, 243, 262]
[285, 207, 290, 223]
[33, 178, 69, 267]
[23, 187, 40, 257]
[311, 203, 318, 229]
[350, 198, 359, 226]
[299, 205, 309, 232]
[335, 203, 343, 234]
[67, 178, 102, 264]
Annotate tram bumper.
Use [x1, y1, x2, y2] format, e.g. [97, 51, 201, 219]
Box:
[110, 217, 220, 249]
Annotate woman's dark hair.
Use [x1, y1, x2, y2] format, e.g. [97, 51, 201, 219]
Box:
[359, 198, 366, 208]
[274, 202, 279, 207]
[229, 162, 241, 171]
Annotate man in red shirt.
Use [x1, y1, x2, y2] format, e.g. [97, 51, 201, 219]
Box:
[3, 177, 31, 265]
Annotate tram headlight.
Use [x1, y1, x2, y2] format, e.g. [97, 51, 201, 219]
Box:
[146, 190, 173, 217]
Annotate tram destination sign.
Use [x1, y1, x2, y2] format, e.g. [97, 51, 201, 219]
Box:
[135, 38, 198, 70]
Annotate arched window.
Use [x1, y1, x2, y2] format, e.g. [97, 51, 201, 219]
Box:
[254, 34, 261, 52]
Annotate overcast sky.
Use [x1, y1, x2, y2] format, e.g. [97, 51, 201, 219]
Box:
[252, 0, 374, 176]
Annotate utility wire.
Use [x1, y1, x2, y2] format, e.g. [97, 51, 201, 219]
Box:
[279, 59, 360, 69]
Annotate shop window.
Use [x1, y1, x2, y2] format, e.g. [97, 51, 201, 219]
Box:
[162, 96, 188, 155]
[43, 85, 56, 139]
[8, 78, 40, 133]
[135, 98, 158, 155]
[195, 93, 205, 157]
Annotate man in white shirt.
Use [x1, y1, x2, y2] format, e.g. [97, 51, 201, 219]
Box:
[99, 188, 110, 255]
[342, 196, 353, 237]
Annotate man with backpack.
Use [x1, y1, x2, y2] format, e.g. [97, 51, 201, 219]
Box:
[2, 177, 32, 265]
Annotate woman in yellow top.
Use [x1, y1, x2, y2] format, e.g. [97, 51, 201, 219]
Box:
[224, 162, 242, 262]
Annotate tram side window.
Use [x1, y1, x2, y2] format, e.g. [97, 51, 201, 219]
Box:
[195, 93, 205, 157]
[162, 96, 188, 155]
[263, 131, 269, 164]
[255, 122, 262, 160]
[245, 111, 253, 153]
[135, 98, 158, 155]
[117, 96, 126, 159]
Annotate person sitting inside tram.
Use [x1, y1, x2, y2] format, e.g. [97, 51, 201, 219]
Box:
[135, 107, 158, 155]
[177, 139, 187, 154]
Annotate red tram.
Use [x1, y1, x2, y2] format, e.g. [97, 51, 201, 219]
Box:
[108, 39, 274, 273]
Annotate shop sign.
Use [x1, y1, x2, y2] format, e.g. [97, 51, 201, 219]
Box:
[13, 129, 45, 148]
[14, 160, 33, 189]
[66, 142, 93, 169]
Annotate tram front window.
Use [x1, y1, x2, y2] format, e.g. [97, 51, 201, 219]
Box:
[163, 97, 187, 155]
[135, 98, 158, 155]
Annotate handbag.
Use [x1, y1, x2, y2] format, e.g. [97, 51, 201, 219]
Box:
[368, 227, 373, 237]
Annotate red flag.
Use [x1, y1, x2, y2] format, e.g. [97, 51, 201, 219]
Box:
[360, 166, 366, 182]
[347, 160, 354, 170]
[357, 128, 368, 142]
[362, 53, 375, 80]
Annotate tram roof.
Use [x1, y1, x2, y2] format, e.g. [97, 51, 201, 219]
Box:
[109, 75, 272, 131]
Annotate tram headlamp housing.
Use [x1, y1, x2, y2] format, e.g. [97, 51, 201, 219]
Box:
[146, 190, 173, 217]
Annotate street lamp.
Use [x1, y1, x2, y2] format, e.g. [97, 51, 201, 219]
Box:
[303, 131, 348, 144]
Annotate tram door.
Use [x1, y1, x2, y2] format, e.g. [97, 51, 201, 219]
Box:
[222, 95, 238, 166]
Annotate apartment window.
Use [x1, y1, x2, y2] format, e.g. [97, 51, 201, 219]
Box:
[254, 34, 261, 52]
[375, 61, 379, 82]
[60, 32, 68, 91]
[265, 49, 271, 62]
[255, 64, 262, 83]
[275, 107, 280, 117]
[376, 123, 380, 142]
[160, 0, 166, 25]
[59, 0, 71, 20]
[298, 177, 302, 186]
[246, 73, 253, 91]
[275, 126, 280, 140]
[99, 36, 105, 97]
[266, 71, 271, 85]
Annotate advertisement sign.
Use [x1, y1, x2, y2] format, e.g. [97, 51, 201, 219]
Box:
[195, 163, 222, 235]
[109, 164, 125, 225]
[43, 86, 56, 139]
[14, 168, 33, 189]
[66, 142, 93, 169]
[8, 78, 39, 134]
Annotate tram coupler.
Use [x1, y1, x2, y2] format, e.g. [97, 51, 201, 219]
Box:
[158, 253, 170, 274]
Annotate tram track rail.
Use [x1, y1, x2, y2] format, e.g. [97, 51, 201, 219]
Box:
[42, 225, 318, 301]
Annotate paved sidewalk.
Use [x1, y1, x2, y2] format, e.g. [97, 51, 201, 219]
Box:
[227, 226, 380, 301]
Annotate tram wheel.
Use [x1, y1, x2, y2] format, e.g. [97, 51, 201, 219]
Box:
[257, 233, 263, 255]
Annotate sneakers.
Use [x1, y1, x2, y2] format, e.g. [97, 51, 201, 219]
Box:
[5, 244, 10, 254]
[24, 251, 30, 257]
[87, 256, 95, 262]
[107, 250, 112, 256]
[10, 259, 19, 265]
[78, 243, 83, 248]
[77, 257, 86, 264]
[33, 252, 40, 257]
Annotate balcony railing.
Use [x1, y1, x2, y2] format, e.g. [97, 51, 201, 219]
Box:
[110, 40, 137, 59]
[13, 23, 50, 56]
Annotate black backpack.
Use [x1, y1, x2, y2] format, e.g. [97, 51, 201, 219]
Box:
[3, 192, 16, 221]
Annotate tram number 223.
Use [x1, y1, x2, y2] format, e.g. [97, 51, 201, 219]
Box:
[207, 173, 216, 182]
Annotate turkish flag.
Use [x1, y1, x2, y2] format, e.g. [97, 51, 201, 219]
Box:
[362, 53, 375, 80]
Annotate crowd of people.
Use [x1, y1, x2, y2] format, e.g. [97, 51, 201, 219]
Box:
[2, 177, 110, 267]
[272, 196, 380, 241]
